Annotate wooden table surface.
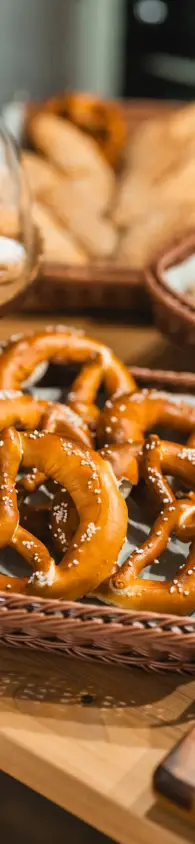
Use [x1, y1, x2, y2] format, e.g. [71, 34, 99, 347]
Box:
[0, 311, 194, 844]
[0, 646, 194, 844]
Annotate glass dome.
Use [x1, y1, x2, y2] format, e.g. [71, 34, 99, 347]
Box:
[0, 121, 40, 309]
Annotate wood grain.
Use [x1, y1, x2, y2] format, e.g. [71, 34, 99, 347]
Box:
[0, 646, 195, 844]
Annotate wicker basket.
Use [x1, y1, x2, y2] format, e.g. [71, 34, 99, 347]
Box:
[20, 99, 178, 314]
[146, 233, 195, 346]
[0, 364, 195, 672]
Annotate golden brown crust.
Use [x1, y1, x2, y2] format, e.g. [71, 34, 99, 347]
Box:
[0, 427, 127, 599]
[97, 389, 195, 446]
[97, 435, 195, 614]
[0, 327, 135, 426]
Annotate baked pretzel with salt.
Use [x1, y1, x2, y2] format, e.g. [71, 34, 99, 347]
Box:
[0, 388, 92, 497]
[96, 435, 195, 615]
[0, 326, 135, 428]
[0, 427, 127, 599]
[97, 389, 195, 446]
[51, 429, 195, 557]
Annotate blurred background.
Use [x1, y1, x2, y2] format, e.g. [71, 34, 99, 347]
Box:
[0, 0, 195, 348]
[1, 0, 195, 105]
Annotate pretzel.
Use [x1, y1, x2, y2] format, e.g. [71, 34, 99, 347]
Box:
[0, 391, 91, 447]
[50, 440, 142, 556]
[19, 440, 141, 556]
[25, 426, 195, 557]
[19, 487, 79, 550]
[51, 488, 79, 554]
[36, 91, 126, 167]
[0, 327, 135, 428]
[142, 435, 195, 540]
[0, 427, 127, 599]
[53, 429, 195, 554]
[0, 389, 92, 496]
[97, 389, 195, 446]
[96, 435, 195, 614]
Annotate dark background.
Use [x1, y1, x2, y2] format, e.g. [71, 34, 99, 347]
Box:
[124, 0, 195, 100]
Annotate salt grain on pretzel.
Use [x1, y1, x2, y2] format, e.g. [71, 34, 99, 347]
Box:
[97, 389, 195, 446]
[0, 389, 92, 494]
[0, 427, 127, 599]
[0, 326, 135, 428]
[97, 435, 195, 614]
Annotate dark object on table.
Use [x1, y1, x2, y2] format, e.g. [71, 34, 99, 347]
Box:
[153, 725, 195, 822]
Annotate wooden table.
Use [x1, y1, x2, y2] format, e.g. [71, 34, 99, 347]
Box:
[0, 647, 194, 844]
[0, 312, 194, 844]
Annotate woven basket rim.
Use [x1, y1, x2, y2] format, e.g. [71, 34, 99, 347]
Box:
[42, 260, 143, 286]
[146, 232, 195, 328]
[0, 590, 194, 631]
[130, 364, 195, 389]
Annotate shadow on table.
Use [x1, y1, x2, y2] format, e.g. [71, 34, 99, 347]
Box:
[0, 646, 194, 739]
[146, 798, 194, 844]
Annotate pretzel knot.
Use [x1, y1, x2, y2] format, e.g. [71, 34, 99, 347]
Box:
[96, 435, 195, 615]
[0, 427, 127, 599]
[97, 389, 195, 446]
[0, 327, 135, 428]
[0, 389, 93, 497]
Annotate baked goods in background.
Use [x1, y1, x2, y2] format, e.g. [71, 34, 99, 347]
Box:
[22, 96, 195, 273]
[21, 151, 60, 199]
[32, 201, 87, 265]
[117, 202, 195, 270]
[187, 284, 195, 303]
[25, 102, 117, 263]
[114, 102, 195, 269]
[27, 91, 126, 168]
[0, 325, 195, 614]
[27, 112, 115, 204]
[41, 183, 117, 259]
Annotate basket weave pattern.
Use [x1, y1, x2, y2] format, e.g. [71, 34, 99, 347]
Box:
[146, 233, 195, 345]
[0, 593, 195, 673]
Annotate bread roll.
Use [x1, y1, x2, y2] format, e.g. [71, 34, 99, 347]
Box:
[29, 113, 115, 211]
[21, 151, 60, 199]
[42, 183, 117, 259]
[32, 201, 87, 265]
[118, 202, 195, 270]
